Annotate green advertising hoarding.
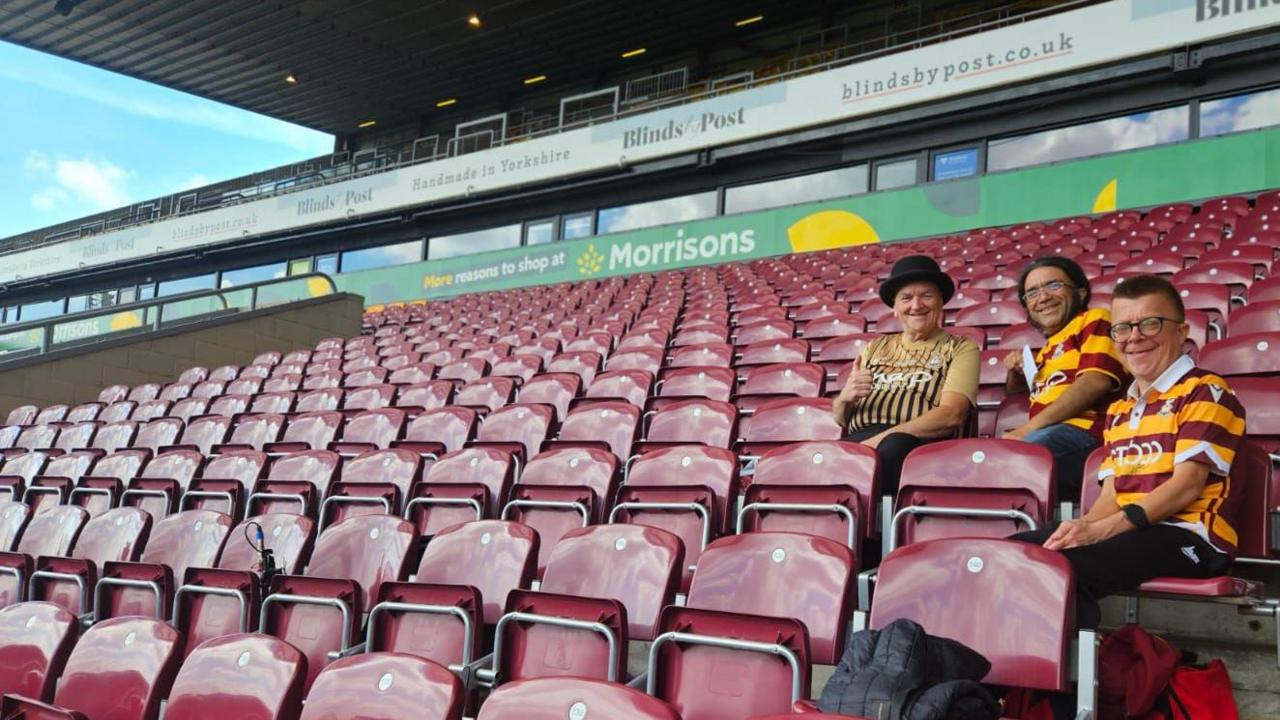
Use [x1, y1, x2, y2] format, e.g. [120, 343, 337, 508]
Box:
[332, 126, 1280, 306]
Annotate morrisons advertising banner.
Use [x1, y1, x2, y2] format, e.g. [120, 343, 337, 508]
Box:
[335, 125, 1280, 304]
[2, 0, 1277, 283]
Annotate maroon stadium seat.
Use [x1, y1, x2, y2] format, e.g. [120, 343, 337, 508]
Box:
[162, 633, 305, 720]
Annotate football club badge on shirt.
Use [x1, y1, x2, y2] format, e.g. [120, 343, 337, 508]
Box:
[1051, 343, 1065, 359]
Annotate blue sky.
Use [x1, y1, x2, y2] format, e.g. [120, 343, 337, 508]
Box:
[0, 40, 333, 241]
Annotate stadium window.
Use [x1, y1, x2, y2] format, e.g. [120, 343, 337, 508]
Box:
[724, 164, 869, 214]
[930, 147, 980, 182]
[525, 219, 556, 245]
[315, 254, 339, 275]
[118, 287, 137, 305]
[597, 192, 717, 235]
[158, 274, 216, 297]
[220, 262, 287, 288]
[1200, 87, 1280, 138]
[19, 299, 64, 322]
[66, 295, 90, 313]
[288, 258, 313, 276]
[429, 225, 521, 260]
[987, 105, 1190, 172]
[561, 212, 594, 240]
[339, 240, 424, 272]
[874, 157, 919, 191]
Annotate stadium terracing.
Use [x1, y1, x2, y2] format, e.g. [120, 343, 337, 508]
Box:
[0, 0, 1278, 717]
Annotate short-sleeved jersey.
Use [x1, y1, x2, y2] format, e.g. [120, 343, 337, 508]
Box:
[1030, 307, 1127, 437]
[1097, 355, 1246, 555]
[850, 329, 979, 432]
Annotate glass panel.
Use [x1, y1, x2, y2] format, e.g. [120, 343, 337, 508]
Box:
[316, 254, 339, 275]
[597, 192, 717, 234]
[724, 165, 869, 214]
[19, 299, 63, 322]
[340, 241, 423, 272]
[1200, 87, 1280, 137]
[429, 225, 520, 260]
[988, 106, 1190, 172]
[118, 287, 137, 305]
[525, 220, 555, 245]
[289, 258, 313, 276]
[932, 148, 979, 181]
[158, 274, 216, 297]
[138, 284, 156, 301]
[220, 263, 288, 288]
[562, 213, 594, 240]
[875, 158, 918, 190]
[67, 295, 90, 314]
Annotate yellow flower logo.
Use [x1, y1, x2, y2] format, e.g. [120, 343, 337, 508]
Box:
[576, 244, 604, 275]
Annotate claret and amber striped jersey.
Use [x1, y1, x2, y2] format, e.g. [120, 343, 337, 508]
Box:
[1097, 355, 1247, 555]
[1029, 307, 1126, 437]
[850, 329, 980, 432]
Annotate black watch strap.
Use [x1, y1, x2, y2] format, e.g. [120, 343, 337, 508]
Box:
[1123, 503, 1151, 530]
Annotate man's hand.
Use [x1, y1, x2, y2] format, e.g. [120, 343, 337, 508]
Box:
[1002, 350, 1022, 372]
[1043, 518, 1113, 551]
[838, 356, 874, 405]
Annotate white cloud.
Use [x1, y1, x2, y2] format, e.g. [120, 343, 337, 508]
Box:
[0, 61, 332, 155]
[26, 153, 133, 213]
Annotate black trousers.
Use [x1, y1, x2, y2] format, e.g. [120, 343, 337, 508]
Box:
[846, 424, 928, 498]
[1010, 522, 1232, 628]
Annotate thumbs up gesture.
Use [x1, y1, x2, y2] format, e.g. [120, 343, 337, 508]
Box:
[839, 356, 874, 404]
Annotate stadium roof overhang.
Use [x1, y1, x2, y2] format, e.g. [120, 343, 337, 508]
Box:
[0, 0, 817, 135]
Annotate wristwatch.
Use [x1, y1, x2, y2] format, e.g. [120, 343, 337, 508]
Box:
[1122, 503, 1151, 530]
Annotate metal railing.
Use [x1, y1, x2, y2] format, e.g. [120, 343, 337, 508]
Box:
[0, 272, 337, 358]
[0, 0, 1094, 257]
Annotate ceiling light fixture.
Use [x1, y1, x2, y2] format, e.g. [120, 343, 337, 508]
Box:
[284, 72, 298, 85]
[524, 75, 547, 85]
[436, 98, 457, 107]
[467, 13, 481, 27]
[735, 15, 764, 27]
[358, 119, 377, 128]
[621, 47, 647, 58]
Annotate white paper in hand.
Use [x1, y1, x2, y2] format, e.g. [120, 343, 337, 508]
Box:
[1021, 344, 1038, 392]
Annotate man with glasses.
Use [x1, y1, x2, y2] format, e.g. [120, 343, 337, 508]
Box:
[1010, 274, 1245, 627]
[1003, 257, 1126, 500]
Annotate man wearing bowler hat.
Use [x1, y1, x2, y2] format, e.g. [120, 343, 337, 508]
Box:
[833, 255, 980, 497]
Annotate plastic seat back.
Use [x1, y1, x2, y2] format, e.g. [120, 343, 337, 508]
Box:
[303, 514, 416, 608]
[229, 414, 286, 451]
[871, 538, 1074, 691]
[99, 510, 232, 619]
[409, 448, 516, 535]
[477, 678, 680, 720]
[895, 438, 1053, 548]
[180, 415, 232, 454]
[163, 633, 306, 720]
[747, 440, 879, 550]
[557, 401, 641, 460]
[0, 602, 79, 701]
[5, 406, 37, 426]
[45, 617, 181, 719]
[133, 418, 182, 454]
[739, 397, 841, 452]
[31, 507, 150, 614]
[516, 373, 581, 419]
[644, 399, 738, 449]
[541, 524, 683, 641]
[687, 531, 854, 664]
[455, 377, 517, 411]
[299, 653, 463, 720]
[280, 411, 342, 450]
[414, 520, 538, 625]
[0, 502, 29, 551]
[475, 403, 556, 459]
[296, 389, 343, 413]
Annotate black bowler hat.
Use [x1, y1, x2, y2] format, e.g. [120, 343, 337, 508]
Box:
[878, 254, 956, 306]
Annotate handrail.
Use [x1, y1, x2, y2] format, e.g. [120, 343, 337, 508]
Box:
[0, 272, 337, 356]
[0, 0, 1096, 256]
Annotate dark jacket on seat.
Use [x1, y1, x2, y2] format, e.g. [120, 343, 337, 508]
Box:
[818, 618, 1001, 720]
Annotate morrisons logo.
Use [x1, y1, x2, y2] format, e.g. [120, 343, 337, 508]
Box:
[1196, 0, 1275, 21]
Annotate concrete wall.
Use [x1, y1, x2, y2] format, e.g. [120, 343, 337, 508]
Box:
[0, 293, 364, 416]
